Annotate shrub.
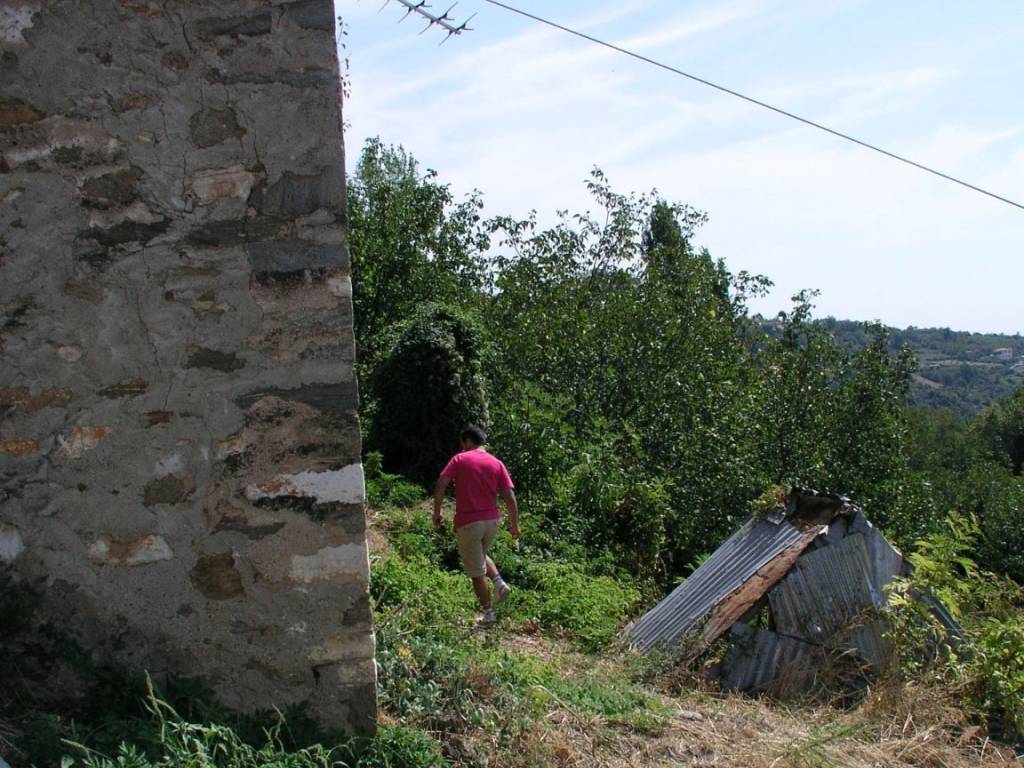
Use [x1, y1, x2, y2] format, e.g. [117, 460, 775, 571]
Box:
[506, 561, 640, 650]
[887, 514, 1024, 738]
[371, 553, 473, 629]
[364, 453, 426, 509]
[354, 725, 445, 768]
[972, 616, 1024, 738]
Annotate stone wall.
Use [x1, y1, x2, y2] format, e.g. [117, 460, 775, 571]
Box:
[0, 0, 375, 733]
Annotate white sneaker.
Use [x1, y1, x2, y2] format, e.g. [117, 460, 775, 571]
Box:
[494, 582, 512, 605]
[481, 608, 497, 625]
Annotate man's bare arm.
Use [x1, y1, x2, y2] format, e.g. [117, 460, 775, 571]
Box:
[500, 488, 520, 540]
[433, 476, 450, 528]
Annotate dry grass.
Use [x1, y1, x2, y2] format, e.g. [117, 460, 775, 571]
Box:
[463, 633, 1022, 768]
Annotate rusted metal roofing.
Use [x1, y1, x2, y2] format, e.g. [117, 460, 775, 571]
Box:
[625, 515, 824, 652]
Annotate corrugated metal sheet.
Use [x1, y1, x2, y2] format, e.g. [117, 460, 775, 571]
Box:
[626, 516, 817, 652]
[767, 528, 901, 672]
[849, 510, 906, 595]
[844, 618, 892, 671]
[769, 532, 878, 644]
[720, 622, 820, 693]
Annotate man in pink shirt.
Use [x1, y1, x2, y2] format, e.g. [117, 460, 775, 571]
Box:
[433, 425, 520, 624]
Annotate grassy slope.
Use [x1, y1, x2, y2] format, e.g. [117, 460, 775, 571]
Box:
[5, 500, 1018, 767]
[368, 502, 1020, 768]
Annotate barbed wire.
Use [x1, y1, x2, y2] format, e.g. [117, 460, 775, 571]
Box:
[381, 0, 476, 43]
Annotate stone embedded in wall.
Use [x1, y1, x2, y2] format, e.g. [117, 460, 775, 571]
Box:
[1, 385, 72, 414]
[194, 12, 272, 39]
[57, 345, 82, 362]
[207, 67, 335, 89]
[316, 659, 376, 687]
[245, 465, 364, 506]
[308, 630, 376, 665]
[298, 211, 346, 247]
[191, 289, 230, 316]
[55, 426, 111, 458]
[290, 543, 367, 584]
[251, 167, 344, 218]
[282, 0, 336, 32]
[247, 317, 355, 363]
[86, 202, 169, 249]
[191, 552, 244, 600]
[63, 277, 103, 304]
[215, 397, 362, 479]
[0, 2, 40, 46]
[213, 513, 285, 541]
[0, 524, 25, 563]
[188, 107, 245, 149]
[87, 201, 161, 230]
[143, 474, 194, 507]
[235, 382, 358, 416]
[142, 411, 173, 428]
[188, 165, 258, 204]
[0, 96, 43, 129]
[245, 240, 346, 276]
[1, 439, 38, 455]
[342, 592, 373, 628]
[109, 92, 155, 114]
[161, 50, 189, 71]
[98, 378, 148, 399]
[88, 535, 172, 566]
[186, 347, 245, 372]
[0, 116, 122, 172]
[185, 217, 288, 248]
[327, 276, 352, 298]
[79, 166, 144, 209]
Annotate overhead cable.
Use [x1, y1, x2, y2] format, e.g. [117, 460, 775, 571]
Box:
[483, 0, 1024, 213]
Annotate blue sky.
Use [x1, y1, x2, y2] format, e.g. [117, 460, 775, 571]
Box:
[336, 0, 1024, 334]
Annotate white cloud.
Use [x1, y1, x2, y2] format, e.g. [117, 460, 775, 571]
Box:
[615, 0, 767, 51]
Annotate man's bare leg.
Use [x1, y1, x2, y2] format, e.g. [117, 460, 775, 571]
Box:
[471, 575, 491, 610]
[486, 556, 511, 604]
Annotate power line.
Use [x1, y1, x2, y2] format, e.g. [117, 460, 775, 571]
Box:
[483, 0, 1024, 213]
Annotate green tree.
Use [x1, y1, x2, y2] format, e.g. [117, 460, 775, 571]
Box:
[347, 138, 489, 378]
[754, 290, 843, 488]
[485, 176, 769, 581]
[976, 383, 1024, 475]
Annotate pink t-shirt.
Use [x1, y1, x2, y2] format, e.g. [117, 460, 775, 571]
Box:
[441, 448, 514, 529]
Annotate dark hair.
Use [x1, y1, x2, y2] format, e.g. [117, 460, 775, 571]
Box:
[461, 425, 487, 446]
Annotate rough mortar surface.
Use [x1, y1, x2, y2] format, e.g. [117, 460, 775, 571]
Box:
[0, 0, 375, 734]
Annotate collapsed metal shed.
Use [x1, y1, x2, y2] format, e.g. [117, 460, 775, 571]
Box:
[625, 489, 909, 694]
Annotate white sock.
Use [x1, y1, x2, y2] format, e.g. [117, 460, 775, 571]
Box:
[493, 575, 506, 589]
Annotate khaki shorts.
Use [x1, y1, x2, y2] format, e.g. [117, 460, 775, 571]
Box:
[456, 519, 499, 578]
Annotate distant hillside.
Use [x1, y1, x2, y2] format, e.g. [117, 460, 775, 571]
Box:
[820, 318, 1024, 415]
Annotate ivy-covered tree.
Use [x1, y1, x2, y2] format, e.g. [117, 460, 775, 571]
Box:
[369, 304, 490, 487]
